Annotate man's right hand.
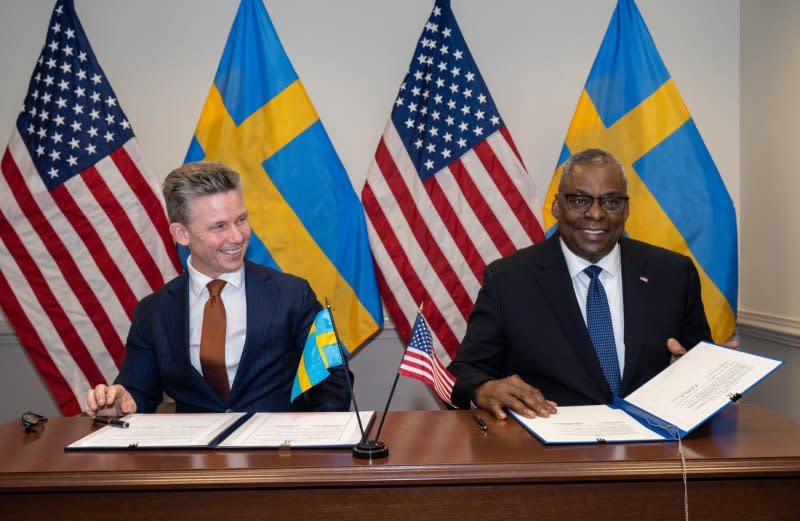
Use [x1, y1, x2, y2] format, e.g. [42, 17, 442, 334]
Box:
[474, 375, 557, 420]
[83, 384, 137, 416]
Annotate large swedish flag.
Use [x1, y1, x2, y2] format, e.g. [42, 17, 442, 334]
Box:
[185, 0, 382, 352]
[543, 0, 737, 343]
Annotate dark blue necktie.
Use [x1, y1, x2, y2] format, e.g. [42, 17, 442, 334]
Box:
[584, 265, 622, 396]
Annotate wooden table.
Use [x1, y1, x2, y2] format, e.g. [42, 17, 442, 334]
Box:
[0, 404, 798, 520]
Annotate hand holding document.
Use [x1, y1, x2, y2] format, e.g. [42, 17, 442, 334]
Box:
[512, 342, 782, 444]
[66, 411, 375, 450]
[624, 342, 778, 434]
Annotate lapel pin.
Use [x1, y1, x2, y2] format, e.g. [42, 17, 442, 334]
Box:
[639, 276, 649, 283]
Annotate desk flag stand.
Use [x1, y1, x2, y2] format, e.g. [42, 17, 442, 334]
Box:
[325, 299, 388, 460]
[346, 303, 430, 460]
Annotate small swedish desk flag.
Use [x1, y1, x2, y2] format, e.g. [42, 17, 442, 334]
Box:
[291, 309, 345, 401]
[543, 0, 737, 343]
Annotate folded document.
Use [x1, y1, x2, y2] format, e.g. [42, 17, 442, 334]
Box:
[511, 342, 782, 444]
[66, 411, 374, 450]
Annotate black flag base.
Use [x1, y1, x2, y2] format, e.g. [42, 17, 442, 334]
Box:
[352, 440, 388, 460]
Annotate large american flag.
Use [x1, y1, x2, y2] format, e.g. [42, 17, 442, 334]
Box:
[398, 312, 455, 407]
[362, 0, 544, 364]
[0, 0, 180, 415]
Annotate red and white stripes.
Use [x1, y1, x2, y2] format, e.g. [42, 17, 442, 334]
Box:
[398, 345, 456, 407]
[364, 122, 544, 364]
[0, 130, 179, 414]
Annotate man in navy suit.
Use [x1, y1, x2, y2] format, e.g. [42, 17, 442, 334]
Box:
[84, 162, 350, 414]
[448, 148, 711, 419]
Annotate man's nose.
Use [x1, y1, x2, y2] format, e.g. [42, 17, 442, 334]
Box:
[584, 198, 605, 219]
[227, 224, 244, 243]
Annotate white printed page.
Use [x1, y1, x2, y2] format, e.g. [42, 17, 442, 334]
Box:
[67, 413, 245, 449]
[511, 406, 665, 444]
[625, 342, 782, 433]
[217, 411, 374, 448]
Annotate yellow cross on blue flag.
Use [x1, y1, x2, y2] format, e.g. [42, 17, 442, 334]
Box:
[185, 0, 383, 352]
[542, 0, 737, 343]
[291, 308, 344, 401]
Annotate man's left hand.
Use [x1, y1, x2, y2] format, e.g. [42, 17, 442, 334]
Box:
[667, 334, 739, 364]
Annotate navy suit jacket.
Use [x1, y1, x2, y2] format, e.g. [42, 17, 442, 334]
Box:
[448, 235, 711, 408]
[116, 261, 351, 413]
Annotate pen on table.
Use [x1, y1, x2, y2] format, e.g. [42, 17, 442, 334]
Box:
[473, 413, 488, 432]
[93, 416, 129, 428]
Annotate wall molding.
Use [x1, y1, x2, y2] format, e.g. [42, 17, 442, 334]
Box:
[738, 309, 800, 348]
[0, 318, 16, 344]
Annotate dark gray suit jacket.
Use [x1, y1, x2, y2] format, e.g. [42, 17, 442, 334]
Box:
[116, 261, 350, 413]
[448, 235, 711, 407]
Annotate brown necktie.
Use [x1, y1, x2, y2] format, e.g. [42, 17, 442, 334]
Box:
[200, 279, 229, 403]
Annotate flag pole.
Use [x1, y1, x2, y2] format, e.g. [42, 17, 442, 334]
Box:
[372, 303, 425, 443]
[324, 298, 369, 444]
[373, 356, 402, 443]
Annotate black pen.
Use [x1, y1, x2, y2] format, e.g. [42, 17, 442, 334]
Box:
[93, 416, 129, 428]
[473, 413, 488, 432]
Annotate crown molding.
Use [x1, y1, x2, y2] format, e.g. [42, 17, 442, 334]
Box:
[0, 318, 15, 344]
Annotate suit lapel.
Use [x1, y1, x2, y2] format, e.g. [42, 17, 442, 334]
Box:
[620, 238, 649, 393]
[228, 262, 273, 403]
[534, 235, 611, 397]
[167, 274, 193, 376]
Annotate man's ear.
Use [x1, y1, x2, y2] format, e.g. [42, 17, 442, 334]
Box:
[169, 222, 190, 246]
[551, 195, 560, 219]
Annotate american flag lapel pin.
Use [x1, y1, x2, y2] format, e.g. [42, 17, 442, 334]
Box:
[639, 275, 649, 283]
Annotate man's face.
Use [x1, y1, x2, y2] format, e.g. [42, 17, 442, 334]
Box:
[551, 162, 629, 263]
[169, 190, 251, 279]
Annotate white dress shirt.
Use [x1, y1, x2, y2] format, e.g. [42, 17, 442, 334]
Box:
[559, 239, 626, 375]
[186, 256, 248, 388]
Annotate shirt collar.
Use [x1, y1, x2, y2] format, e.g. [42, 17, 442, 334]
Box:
[186, 255, 245, 297]
[559, 238, 621, 280]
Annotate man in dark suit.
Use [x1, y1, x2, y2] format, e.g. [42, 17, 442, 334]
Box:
[84, 162, 349, 414]
[448, 148, 711, 419]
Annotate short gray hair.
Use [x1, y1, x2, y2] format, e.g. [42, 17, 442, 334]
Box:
[162, 162, 242, 225]
[559, 148, 626, 191]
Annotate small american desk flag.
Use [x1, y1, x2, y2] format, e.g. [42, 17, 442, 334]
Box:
[362, 0, 544, 366]
[398, 313, 456, 407]
[0, 1, 180, 415]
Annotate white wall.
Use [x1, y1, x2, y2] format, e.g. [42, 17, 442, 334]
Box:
[736, 0, 800, 422]
[740, 1, 800, 321]
[0, 0, 741, 201]
[0, 0, 744, 422]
